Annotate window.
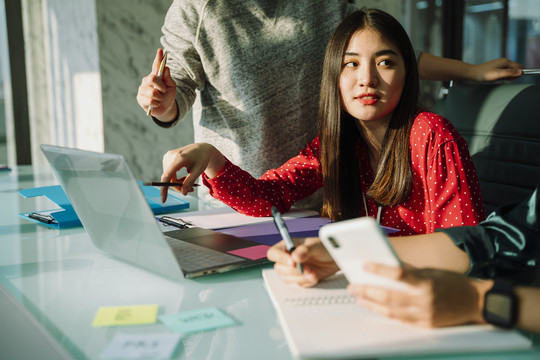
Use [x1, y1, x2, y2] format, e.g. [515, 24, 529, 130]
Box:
[404, 0, 446, 111]
[507, 0, 540, 70]
[463, 0, 506, 64]
[0, 0, 11, 165]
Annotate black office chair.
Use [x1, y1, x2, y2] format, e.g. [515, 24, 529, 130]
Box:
[443, 82, 540, 214]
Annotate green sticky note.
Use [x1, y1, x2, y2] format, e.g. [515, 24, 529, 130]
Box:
[92, 304, 158, 327]
[158, 307, 237, 335]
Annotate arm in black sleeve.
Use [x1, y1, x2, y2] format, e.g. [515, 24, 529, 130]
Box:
[438, 186, 540, 281]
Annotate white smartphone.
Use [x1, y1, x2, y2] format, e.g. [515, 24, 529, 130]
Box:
[319, 217, 407, 290]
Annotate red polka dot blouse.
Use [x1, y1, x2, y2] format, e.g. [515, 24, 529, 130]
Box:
[202, 110, 486, 236]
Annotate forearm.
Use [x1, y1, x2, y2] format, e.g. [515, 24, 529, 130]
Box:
[202, 161, 303, 216]
[418, 52, 522, 82]
[515, 285, 540, 333]
[418, 52, 473, 81]
[203, 147, 227, 178]
[390, 232, 470, 273]
[203, 143, 322, 216]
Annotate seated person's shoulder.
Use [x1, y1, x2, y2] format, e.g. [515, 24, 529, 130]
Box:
[412, 110, 461, 143]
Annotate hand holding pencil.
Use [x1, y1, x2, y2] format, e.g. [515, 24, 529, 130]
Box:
[136, 48, 178, 120]
[146, 50, 168, 116]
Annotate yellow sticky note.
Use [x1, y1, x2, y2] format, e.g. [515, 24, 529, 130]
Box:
[92, 304, 159, 327]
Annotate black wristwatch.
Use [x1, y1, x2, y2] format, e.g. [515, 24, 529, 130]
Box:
[483, 279, 517, 329]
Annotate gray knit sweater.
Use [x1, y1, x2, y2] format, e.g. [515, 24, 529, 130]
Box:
[161, 0, 355, 178]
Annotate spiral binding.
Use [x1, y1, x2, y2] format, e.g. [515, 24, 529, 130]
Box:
[284, 295, 355, 307]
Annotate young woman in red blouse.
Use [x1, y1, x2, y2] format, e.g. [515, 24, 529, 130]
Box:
[159, 9, 486, 236]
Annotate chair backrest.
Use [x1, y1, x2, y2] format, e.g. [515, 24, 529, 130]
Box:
[443, 82, 540, 214]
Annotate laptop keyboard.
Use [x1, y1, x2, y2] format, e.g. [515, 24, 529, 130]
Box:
[165, 236, 242, 272]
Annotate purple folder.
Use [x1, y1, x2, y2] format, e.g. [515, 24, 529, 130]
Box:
[218, 217, 398, 246]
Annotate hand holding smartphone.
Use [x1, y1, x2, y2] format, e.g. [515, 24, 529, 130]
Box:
[319, 217, 407, 290]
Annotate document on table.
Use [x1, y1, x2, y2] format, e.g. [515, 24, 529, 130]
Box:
[262, 269, 532, 359]
[160, 206, 319, 230]
[100, 333, 181, 360]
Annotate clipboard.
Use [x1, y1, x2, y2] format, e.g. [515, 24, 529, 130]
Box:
[18, 182, 189, 229]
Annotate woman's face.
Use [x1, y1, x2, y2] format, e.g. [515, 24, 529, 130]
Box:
[339, 28, 406, 124]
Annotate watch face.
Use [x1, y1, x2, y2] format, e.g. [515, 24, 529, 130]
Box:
[485, 293, 513, 323]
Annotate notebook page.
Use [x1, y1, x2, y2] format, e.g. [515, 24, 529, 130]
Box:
[262, 269, 532, 359]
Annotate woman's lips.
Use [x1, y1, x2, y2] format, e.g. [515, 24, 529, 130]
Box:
[357, 94, 380, 105]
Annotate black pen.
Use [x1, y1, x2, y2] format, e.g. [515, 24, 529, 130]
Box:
[271, 206, 303, 273]
[143, 181, 200, 187]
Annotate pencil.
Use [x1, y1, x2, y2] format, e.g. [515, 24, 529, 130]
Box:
[142, 181, 200, 187]
[146, 51, 168, 116]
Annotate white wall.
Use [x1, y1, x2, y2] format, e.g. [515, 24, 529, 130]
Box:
[358, 0, 402, 18]
[23, 0, 103, 166]
[95, 0, 194, 180]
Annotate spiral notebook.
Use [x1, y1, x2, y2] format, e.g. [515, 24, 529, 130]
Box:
[262, 269, 532, 359]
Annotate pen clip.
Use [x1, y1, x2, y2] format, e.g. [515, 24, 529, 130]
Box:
[158, 215, 192, 229]
[29, 212, 57, 224]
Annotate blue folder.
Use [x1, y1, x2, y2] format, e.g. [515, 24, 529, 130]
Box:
[18, 182, 189, 229]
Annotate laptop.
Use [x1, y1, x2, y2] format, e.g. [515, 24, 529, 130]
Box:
[40, 144, 272, 280]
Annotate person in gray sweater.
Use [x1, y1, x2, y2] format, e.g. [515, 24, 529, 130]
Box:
[137, 0, 522, 184]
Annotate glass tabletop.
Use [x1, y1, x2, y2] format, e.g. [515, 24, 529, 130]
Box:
[1, 166, 538, 360]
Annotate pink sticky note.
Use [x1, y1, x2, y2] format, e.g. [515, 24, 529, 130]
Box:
[227, 245, 270, 260]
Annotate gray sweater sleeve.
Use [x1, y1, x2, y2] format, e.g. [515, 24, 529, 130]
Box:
[160, 0, 206, 124]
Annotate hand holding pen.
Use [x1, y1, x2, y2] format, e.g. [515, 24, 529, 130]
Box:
[143, 180, 200, 187]
[159, 143, 228, 203]
[136, 48, 177, 119]
[146, 50, 168, 116]
[271, 206, 303, 273]
[266, 237, 341, 287]
[146, 176, 200, 203]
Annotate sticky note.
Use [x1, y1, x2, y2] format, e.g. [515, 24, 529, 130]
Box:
[92, 304, 158, 327]
[158, 307, 237, 335]
[227, 244, 270, 260]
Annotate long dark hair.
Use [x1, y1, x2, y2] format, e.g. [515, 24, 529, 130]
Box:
[318, 9, 419, 220]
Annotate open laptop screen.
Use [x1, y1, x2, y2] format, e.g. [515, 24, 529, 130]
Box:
[41, 144, 183, 280]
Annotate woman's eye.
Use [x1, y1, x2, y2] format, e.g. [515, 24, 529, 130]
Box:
[378, 59, 392, 66]
[344, 61, 357, 68]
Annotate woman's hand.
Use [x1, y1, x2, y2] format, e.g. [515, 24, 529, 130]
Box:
[471, 57, 523, 82]
[160, 143, 226, 202]
[267, 237, 340, 287]
[136, 48, 178, 121]
[347, 263, 488, 328]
